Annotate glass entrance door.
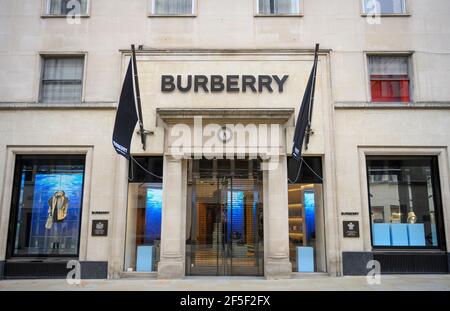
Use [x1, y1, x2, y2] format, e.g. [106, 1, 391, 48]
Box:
[186, 159, 264, 276]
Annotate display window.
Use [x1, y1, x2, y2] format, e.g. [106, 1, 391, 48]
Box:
[7, 155, 86, 257]
[124, 157, 163, 272]
[287, 157, 326, 273]
[367, 156, 446, 249]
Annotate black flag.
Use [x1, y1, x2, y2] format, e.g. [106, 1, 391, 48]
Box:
[112, 59, 138, 159]
[292, 44, 319, 162]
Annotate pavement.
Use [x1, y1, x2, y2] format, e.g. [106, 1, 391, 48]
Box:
[1, 275, 450, 291]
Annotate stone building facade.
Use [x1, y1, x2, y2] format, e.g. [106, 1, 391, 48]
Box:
[0, 0, 449, 279]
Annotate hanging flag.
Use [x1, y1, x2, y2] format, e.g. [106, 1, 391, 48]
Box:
[112, 45, 147, 159]
[292, 44, 319, 162]
[112, 59, 138, 159]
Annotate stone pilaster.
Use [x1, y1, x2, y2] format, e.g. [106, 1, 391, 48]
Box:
[264, 155, 292, 279]
[157, 156, 186, 279]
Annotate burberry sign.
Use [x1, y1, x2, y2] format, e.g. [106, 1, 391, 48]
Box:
[161, 74, 289, 93]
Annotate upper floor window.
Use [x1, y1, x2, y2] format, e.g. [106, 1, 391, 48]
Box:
[45, 0, 89, 16]
[40, 56, 84, 103]
[363, 0, 406, 15]
[368, 55, 411, 103]
[257, 0, 302, 15]
[151, 0, 195, 16]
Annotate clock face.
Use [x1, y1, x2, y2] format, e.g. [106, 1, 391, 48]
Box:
[217, 126, 233, 143]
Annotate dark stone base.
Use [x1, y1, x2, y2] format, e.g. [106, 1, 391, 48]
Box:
[80, 261, 108, 279]
[342, 252, 449, 275]
[342, 252, 374, 276]
[448, 253, 450, 272]
[0, 261, 4, 280]
[3, 260, 108, 279]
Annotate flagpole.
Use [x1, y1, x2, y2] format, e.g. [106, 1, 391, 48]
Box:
[305, 43, 319, 151]
[131, 44, 146, 150]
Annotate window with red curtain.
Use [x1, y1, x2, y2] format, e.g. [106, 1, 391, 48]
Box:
[369, 56, 411, 103]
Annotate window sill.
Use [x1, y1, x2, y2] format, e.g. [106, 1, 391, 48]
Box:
[254, 14, 304, 17]
[361, 13, 411, 17]
[0, 102, 117, 110]
[147, 14, 196, 18]
[41, 15, 90, 18]
[334, 101, 450, 109]
[371, 249, 445, 253]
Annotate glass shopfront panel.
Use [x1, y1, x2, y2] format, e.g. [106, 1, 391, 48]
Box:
[186, 159, 264, 276]
[7, 155, 86, 257]
[287, 157, 326, 272]
[124, 157, 163, 272]
[367, 156, 446, 249]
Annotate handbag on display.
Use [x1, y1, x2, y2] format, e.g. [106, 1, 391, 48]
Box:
[45, 214, 53, 230]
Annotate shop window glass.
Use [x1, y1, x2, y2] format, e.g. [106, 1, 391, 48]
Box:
[367, 156, 445, 249]
[368, 55, 411, 102]
[258, 0, 301, 15]
[363, 0, 406, 14]
[7, 155, 85, 257]
[46, 0, 88, 15]
[152, 0, 194, 15]
[186, 159, 264, 276]
[287, 157, 326, 272]
[124, 157, 163, 272]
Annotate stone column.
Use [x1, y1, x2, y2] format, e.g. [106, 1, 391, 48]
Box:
[264, 155, 292, 279]
[109, 155, 129, 278]
[157, 156, 186, 279]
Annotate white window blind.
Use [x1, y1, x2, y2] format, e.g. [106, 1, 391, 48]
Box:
[40, 57, 84, 103]
[153, 0, 193, 15]
[47, 0, 88, 15]
[258, 0, 300, 15]
[363, 0, 406, 14]
[369, 56, 409, 76]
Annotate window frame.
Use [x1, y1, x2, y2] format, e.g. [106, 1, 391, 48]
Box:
[254, 0, 304, 17]
[6, 154, 87, 259]
[38, 53, 87, 104]
[42, 0, 91, 18]
[361, 0, 409, 17]
[148, 0, 197, 17]
[366, 155, 447, 251]
[366, 53, 414, 103]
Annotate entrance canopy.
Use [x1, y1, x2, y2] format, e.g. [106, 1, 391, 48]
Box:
[156, 108, 294, 160]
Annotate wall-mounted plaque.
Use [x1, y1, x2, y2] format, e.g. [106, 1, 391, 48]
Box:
[92, 220, 108, 237]
[343, 221, 360, 238]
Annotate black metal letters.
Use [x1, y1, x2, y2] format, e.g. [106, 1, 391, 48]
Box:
[161, 75, 289, 93]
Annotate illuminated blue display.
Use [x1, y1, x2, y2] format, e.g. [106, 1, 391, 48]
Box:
[304, 191, 315, 241]
[227, 191, 245, 241]
[28, 173, 84, 254]
[145, 187, 162, 243]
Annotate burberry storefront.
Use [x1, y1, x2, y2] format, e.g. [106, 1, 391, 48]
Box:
[117, 49, 338, 279]
[2, 49, 448, 280]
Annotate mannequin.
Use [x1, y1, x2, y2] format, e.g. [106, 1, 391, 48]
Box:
[45, 190, 69, 252]
[407, 211, 417, 224]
